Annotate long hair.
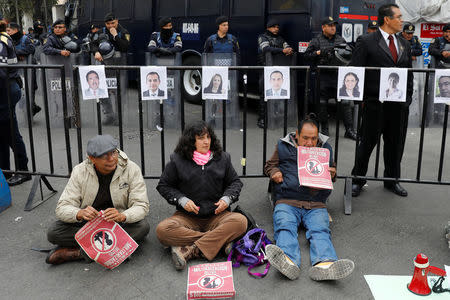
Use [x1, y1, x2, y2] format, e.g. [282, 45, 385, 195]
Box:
[174, 120, 222, 160]
[204, 74, 223, 93]
[340, 72, 360, 94]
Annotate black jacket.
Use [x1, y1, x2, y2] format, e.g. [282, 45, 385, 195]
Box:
[350, 29, 413, 104]
[257, 30, 290, 65]
[156, 151, 243, 217]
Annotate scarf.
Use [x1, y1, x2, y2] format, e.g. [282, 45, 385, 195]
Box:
[193, 150, 211, 166]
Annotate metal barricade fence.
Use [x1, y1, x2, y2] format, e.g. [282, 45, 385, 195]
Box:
[3, 64, 449, 216]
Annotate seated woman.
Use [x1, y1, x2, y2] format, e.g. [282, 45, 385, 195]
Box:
[156, 121, 247, 270]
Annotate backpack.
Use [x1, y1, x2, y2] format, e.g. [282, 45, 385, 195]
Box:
[227, 228, 272, 278]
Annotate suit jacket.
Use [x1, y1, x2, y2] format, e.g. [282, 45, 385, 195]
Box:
[350, 30, 413, 104]
[143, 89, 165, 97]
[266, 88, 287, 97]
[84, 88, 107, 98]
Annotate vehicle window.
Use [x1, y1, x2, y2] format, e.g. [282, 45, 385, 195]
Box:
[269, 0, 309, 12]
[159, 0, 185, 17]
[231, 0, 264, 16]
[134, 0, 152, 20]
[113, 0, 133, 19]
[189, 0, 220, 16]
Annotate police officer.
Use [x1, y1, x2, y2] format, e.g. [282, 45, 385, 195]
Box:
[147, 17, 182, 55]
[93, 13, 130, 62]
[43, 19, 80, 56]
[90, 13, 130, 125]
[6, 22, 42, 116]
[0, 19, 31, 186]
[256, 19, 293, 128]
[31, 20, 47, 45]
[203, 16, 240, 63]
[304, 17, 357, 140]
[367, 21, 378, 34]
[399, 23, 422, 61]
[429, 23, 450, 69]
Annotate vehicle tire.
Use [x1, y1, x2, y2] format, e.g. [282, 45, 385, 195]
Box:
[182, 55, 202, 104]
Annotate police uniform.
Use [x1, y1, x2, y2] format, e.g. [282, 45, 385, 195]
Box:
[0, 30, 30, 185]
[204, 33, 240, 61]
[148, 17, 182, 55]
[257, 28, 291, 65]
[43, 32, 80, 55]
[428, 23, 450, 68]
[397, 23, 422, 58]
[10, 30, 35, 60]
[304, 17, 356, 139]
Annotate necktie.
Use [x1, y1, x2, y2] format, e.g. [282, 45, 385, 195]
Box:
[93, 90, 97, 96]
[388, 35, 398, 63]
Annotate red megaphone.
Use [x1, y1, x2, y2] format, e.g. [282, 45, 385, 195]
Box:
[407, 253, 431, 296]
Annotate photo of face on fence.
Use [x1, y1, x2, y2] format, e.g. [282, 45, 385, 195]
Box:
[434, 69, 450, 104]
[202, 66, 229, 100]
[79, 65, 109, 100]
[337, 67, 365, 101]
[378, 68, 408, 102]
[264, 66, 290, 100]
[140, 66, 167, 100]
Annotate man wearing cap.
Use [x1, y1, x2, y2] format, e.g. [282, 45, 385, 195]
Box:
[399, 23, 422, 61]
[256, 19, 293, 128]
[304, 16, 357, 141]
[93, 13, 130, 62]
[203, 16, 240, 63]
[0, 19, 32, 187]
[43, 19, 80, 56]
[147, 17, 182, 56]
[31, 20, 47, 46]
[46, 135, 150, 265]
[367, 21, 378, 34]
[429, 23, 450, 69]
[351, 4, 413, 197]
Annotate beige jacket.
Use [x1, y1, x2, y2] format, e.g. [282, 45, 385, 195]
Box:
[55, 150, 149, 223]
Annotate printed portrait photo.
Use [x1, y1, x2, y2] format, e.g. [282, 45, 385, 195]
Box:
[264, 66, 290, 100]
[337, 66, 365, 101]
[202, 66, 229, 100]
[79, 65, 109, 100]
[140, 66, 168, 100]
[379, 68, 408, 102]
[434, 69, 450, 104]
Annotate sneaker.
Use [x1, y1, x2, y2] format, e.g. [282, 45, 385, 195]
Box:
[308, 259, 355, 281]
[265, 244, 300, 280]
[171, 244, 201, 271]
[7, 174, 32, 186]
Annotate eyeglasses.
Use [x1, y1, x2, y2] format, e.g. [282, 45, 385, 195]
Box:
[98, 149, 119, 160]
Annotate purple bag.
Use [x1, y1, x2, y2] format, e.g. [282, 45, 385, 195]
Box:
[227, 228, 272, 278]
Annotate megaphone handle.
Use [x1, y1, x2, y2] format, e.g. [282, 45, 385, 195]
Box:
[429, 265, 446, 276]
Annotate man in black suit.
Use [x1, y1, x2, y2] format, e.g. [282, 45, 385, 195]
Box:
[143, 71, 165, 98]
[265, 70, 288, 97]
[351, 3, 413, 197]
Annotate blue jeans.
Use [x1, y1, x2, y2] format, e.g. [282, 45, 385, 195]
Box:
[273, 203, 338, 267]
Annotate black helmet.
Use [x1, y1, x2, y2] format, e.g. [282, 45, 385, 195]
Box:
[334, 44, 352, 65]
[81, 37, 91, 52]
[98, 41, 115, 59]
[61, 35, 80, 53]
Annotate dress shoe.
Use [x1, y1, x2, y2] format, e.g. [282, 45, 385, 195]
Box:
[384, 183, 408, 197]
[351, 183, 363, 197]
[257, 118, 265, 129]
[321, 127, 329, 136]
[344, 129, 357, 141]
[46, 247, 83, 265]
[7, 174, 31, 186]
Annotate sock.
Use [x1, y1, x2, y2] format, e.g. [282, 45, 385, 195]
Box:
[315, 261, 333, 269]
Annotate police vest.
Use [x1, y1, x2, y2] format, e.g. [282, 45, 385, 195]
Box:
[0, 33, 18, 65]
[156, 32, 177, 48]
[211, 34, 234, 53]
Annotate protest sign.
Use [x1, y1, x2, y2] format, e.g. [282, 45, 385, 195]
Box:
[297, 146, 333, 190]
[187, 261, 235, 299]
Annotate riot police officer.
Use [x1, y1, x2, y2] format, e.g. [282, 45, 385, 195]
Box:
[43, 19, 80, 56]
[204, 16, 240, 63]
[31, 20, 47, 46]
[0, 20, 31, 186]
[304, 17, 357, 140]
[399, 23, 422, 61]
[6, 22, 41, 116]
[429, 23, 450, 69]
[147, 17, 182, 55]
[256, 19, 293, 128]
[367, 21, 378, 34]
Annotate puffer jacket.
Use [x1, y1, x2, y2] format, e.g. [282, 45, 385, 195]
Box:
[55, 150, 149, 223]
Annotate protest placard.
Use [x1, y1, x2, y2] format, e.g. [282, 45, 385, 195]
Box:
[297, 146, 333, 190]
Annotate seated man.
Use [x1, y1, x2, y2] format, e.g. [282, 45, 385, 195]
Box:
[46, 135, 150, 264]
[264, 116, 354, 281]
[156, 121, 247, 270]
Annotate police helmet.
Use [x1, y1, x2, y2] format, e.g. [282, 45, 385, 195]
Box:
[98, 41, 115, 59]
[81, 37, 91, 52]
[61, 35, 80, 53]
[334, 44, 352, 66]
